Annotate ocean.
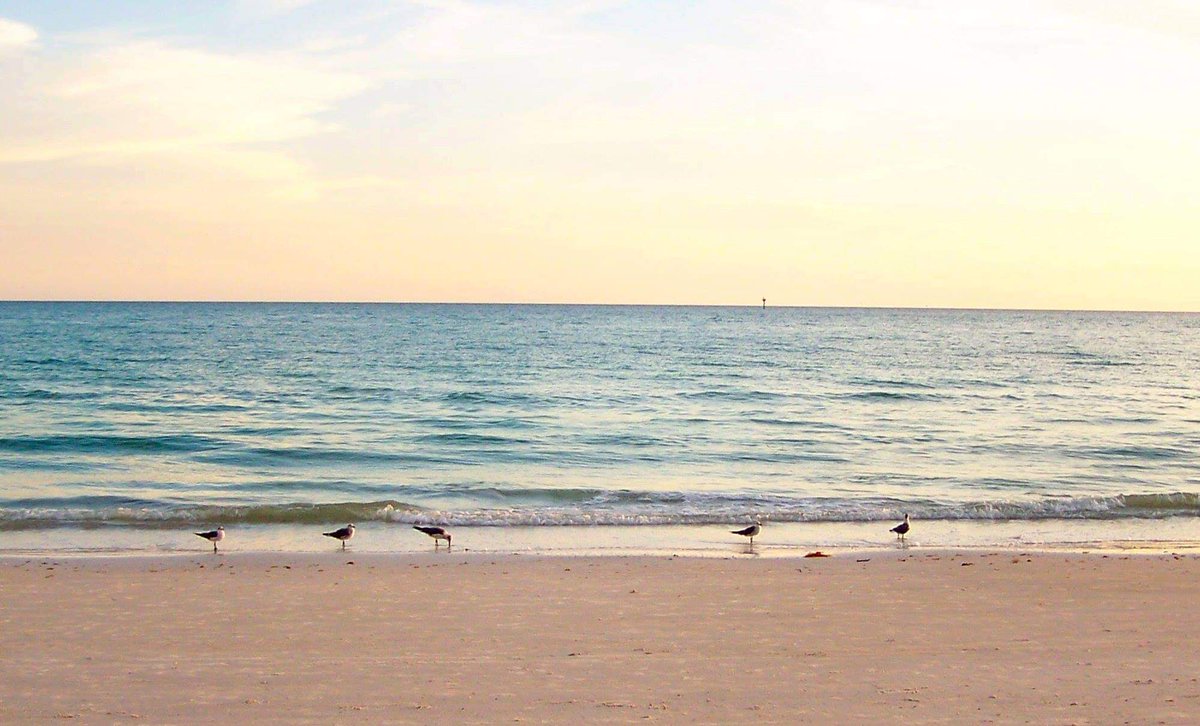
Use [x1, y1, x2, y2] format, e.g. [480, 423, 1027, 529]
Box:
[1, 302, 1198, 555]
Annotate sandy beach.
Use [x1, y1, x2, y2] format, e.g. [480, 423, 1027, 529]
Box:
[2, 551, 1199, 724]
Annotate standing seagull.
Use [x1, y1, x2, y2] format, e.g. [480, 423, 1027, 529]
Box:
[890, 513, 911, 540]
[413, 525, 452, 550]
[731, 520, 762, 545]
[195, 526, 225, 552]
[323, 523, 356, 549]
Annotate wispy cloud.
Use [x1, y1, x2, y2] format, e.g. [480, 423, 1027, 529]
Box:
[2, 1, 1199, 306]
[0, 30, 370, 197]
[234, 0, 325, 18]
[0, 17, 37, 54]
[395, 1, 589, 63]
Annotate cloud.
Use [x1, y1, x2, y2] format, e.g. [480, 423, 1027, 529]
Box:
[0, 37, 370, 197]
[54, 42, 366, 142]
[234, 0, 324, 18]
[3, 2, 1200, 307]
[0, 17, 37, 54]
[372, 101, 413, 118]
[376, 0, 616, 67]
[323, 0, 1200, 216]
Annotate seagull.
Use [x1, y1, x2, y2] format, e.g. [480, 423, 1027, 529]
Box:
[731, 520, 762, 545]
[413, 525, 452, 549]
[195, 526, 225, 552]
[890, 513, 910, 540]
[323, 523, 356, 549]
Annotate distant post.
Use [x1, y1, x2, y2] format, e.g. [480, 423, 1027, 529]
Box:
[762, 298, 766, 309]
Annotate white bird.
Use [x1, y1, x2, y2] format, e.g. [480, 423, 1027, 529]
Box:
[323, 523, 356, 549]
[195, 526, 225, 552]
[731, 520, 762, 545]
[413, 525, 452, 549]
[890, 513, 910, 540]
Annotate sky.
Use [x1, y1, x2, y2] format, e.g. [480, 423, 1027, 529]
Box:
[0, 0, 1198, 309]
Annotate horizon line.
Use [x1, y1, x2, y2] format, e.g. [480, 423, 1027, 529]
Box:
[0, 299, 1195, 315]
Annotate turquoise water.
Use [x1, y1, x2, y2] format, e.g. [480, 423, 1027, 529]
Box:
[1, 303, 1198, 551]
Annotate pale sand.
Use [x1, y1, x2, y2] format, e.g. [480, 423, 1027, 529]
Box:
[3, 551, 1199, 723]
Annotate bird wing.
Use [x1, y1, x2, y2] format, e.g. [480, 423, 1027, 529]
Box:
[731, 525, 755, 536]
[195, 530, 216, 539]
[414, 526, 445, 536]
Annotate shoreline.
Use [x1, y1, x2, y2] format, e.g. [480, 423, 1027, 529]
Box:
[4, 541, 1200, 563]
[4, 550, 1199, 723]
[3, 517, 1200, 558]
[4, 547, 1200, 571]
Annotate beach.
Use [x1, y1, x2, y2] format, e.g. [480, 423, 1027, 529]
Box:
[4, 551, 1199, 723]
[7, 0, 1200, 719]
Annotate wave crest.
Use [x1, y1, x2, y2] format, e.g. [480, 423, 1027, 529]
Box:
[1, 491, 1198, 529]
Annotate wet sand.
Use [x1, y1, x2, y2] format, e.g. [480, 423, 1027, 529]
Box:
[2, 551, 1199, 723]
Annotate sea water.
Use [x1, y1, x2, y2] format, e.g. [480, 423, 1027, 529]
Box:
[1, 303, 1197, 554]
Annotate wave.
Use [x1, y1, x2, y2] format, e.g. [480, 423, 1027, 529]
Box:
[0, 500, 420, 529]
[2, 491, 1197, 529]
[196, 447, 467, 467]
[847, 377, 938, 390]
[1061, 351, 1137, 367]
[838, 391, 944, 402]
[96, 401, 251, 414]
[3, 388, 101, 403]
[1068, 445, 1188, 461]
[412, 432, 534, 446]
[443, 390, 544, 407]
[0, 433, 219, 455]
[678, 389, 786, 401]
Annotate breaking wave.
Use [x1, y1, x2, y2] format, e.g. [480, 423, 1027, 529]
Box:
[2, 491, 1198, 530]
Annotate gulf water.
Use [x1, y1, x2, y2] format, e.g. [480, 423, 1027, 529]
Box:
[1, 303, 1198, 554]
